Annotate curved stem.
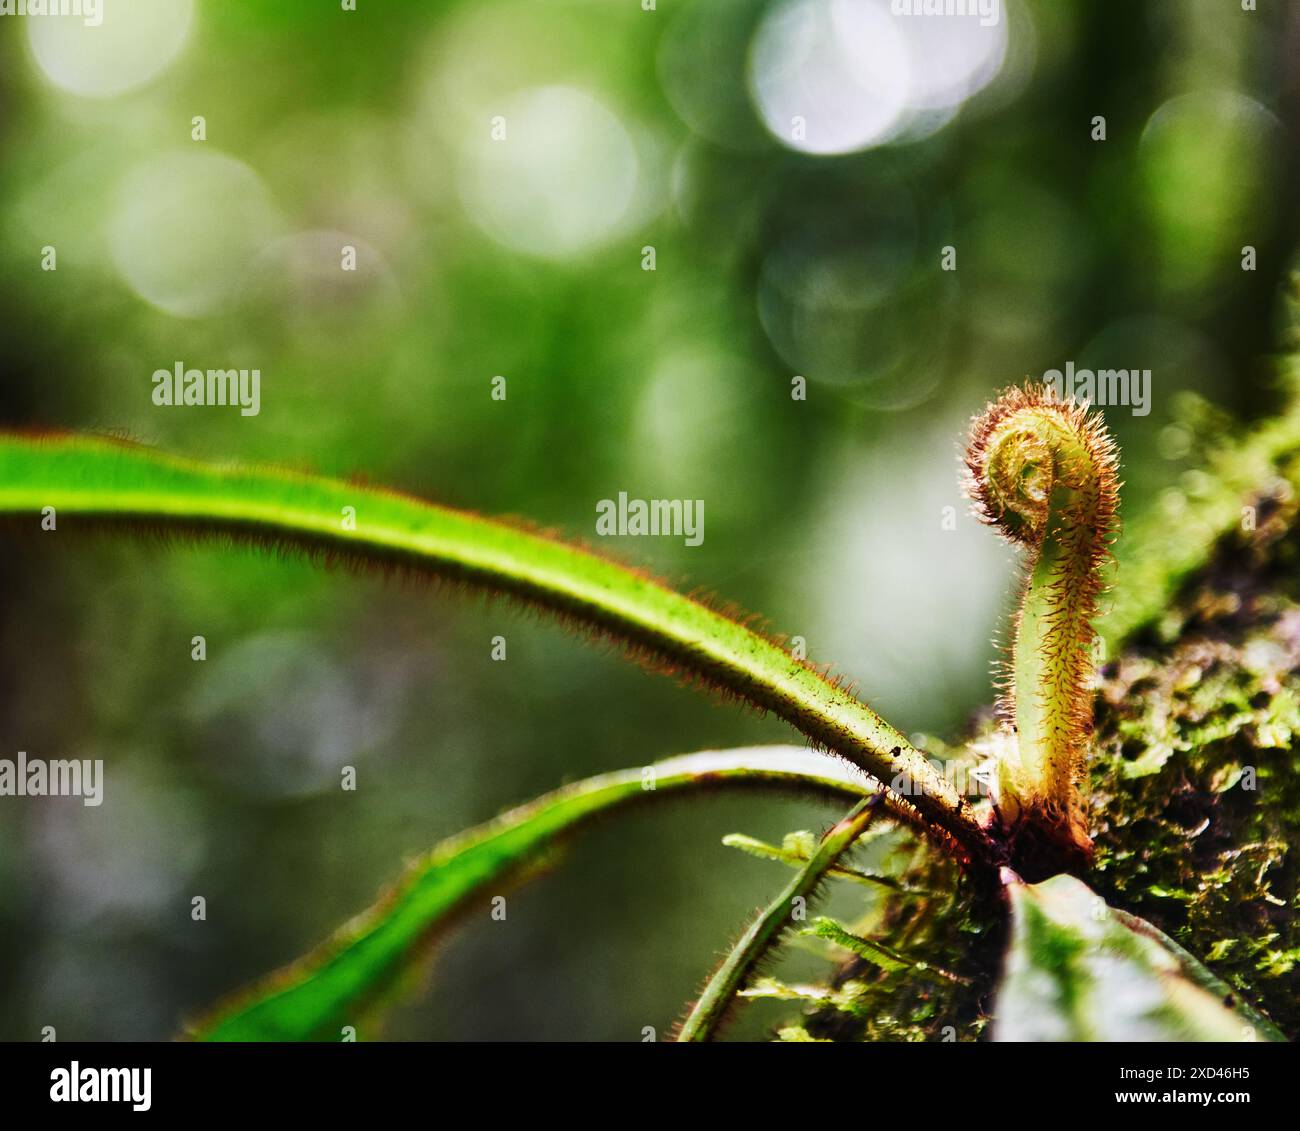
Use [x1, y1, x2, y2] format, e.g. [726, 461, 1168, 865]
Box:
[0, 432, 994, 863]
[676, 793, 884, 1042]
[191, 745, 876, 1041]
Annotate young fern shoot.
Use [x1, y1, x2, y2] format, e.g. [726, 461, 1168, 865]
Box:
[964, 385, 1119, 870]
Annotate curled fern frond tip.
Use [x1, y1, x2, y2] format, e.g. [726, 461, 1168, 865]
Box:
[963, 382, 1121, 873]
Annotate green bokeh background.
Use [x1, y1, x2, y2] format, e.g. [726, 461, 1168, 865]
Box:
[0, 0, 1295, 1039]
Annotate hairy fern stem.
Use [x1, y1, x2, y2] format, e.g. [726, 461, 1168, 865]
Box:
[193, 746, 876, 1040]
[676, 794, 885, 1042]
[964, 386, 1119, 867]
[0, 433, 996, 864]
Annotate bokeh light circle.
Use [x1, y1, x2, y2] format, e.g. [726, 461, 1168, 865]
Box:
[458, 85, 639, 260]
[26, 0, 195, 99]
[867, 0, 1007, 111]
[108, 150, 281, 318]
[749, 0, 911, 155]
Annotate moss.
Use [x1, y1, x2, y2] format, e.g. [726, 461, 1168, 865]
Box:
[1087, 477, 1300, 1038]
[791, 831, 1003, 1043]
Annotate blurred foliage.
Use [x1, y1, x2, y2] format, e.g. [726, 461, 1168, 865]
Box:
[0, 0, 1297, 1039]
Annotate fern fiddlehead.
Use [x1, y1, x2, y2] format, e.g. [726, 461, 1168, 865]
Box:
[964, 385, 1119, 869]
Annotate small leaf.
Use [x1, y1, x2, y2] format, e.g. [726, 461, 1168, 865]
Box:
[741, 976, 873, 1018]
[676, 796, 886, 1042]
[804, 917, 912, 973]
[803, 917, 966, 984]
[993, 872, 1285, 1042]
[781, 831, 819, 857]
[774, 1026, 831, 1042]
[721, 831, 910, 892]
